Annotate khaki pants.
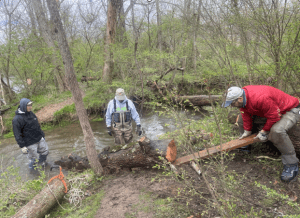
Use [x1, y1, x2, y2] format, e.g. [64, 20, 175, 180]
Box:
[238, 108, 300, 165]
[112, 127, 133, 145]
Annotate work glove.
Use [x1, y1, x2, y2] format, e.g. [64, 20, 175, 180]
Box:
[254, 131, 268, 142]
[107, 127, 112, 136]
[137, 125, 142, 136]
[21, 147, 28, 154]
[239, 130, 252, 140]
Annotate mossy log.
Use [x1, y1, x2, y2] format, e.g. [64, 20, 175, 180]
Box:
[146, 81, 222, 106]
[12, 179, 67, 218]
[54, 137, 177, 173]
[228, 111, 300, 156]
[173, 95, 222, 106]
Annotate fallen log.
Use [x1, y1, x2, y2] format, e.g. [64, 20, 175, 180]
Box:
[55, 137, 177, 173]
[173, 95, 222, 106]
[174, 135, 259, 165]
[12, 178, 67, 218]
[146, 80, 222, 106]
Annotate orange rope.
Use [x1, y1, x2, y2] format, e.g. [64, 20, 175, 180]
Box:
[48, 166, 68, 193]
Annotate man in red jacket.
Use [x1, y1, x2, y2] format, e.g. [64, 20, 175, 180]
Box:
[223, 85, 300, 182]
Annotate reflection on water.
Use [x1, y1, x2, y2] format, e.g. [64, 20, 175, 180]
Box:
[0, 109, 204, 180]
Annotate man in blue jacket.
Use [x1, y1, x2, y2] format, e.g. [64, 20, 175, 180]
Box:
[12, 98, 48, 169]
[106, 88, 142, 144]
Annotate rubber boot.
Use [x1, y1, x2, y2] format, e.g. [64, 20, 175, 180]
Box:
[38, 154, 48, 167]
[281, 163, 299, 182]
[28, 158, 37, 170]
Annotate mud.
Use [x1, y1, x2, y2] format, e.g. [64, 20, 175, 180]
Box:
[95, 169, 178, 218]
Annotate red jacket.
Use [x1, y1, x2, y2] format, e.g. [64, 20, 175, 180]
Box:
[240, 85, 299, 131]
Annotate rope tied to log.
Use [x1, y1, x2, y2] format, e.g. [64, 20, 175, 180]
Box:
[48, 166, 68, 193]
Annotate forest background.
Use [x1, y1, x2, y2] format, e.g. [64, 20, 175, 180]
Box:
[2, 0, 300, 124]
[1, 0, 300, 217]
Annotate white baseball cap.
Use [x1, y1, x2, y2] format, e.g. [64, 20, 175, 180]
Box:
[115, 88, 126, 101]
[222, 87, 243, 107]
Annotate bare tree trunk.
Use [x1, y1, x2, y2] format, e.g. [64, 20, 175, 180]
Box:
[0, 75, 15, 103]
[0, 74, 7, 105]
[32, 0, 67, 92]
[232, 0, 253, 84]
[2, 0, 21, 102]
[184, 0, 192, 19]
[146, 6, 152, 49]
[131, 1, 144, 114]
[193, 0, 201, 75]
[25, 0, 38, 36]
[102, 0, 119, 84]
[46, 0, 103, 176]
[116, 0, 127, 47]
[5, 14, 14, 102]
[156, 0, 162, 51]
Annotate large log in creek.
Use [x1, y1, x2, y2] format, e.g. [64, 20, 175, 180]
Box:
[12, 178, 67, 218]
[146, 81, 222, 106]
[228, 111, 300, 156]
[173, 95, 222, 107]
[54, 137, 177, 173]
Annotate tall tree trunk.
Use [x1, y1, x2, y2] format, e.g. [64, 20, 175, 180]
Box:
[156, 0, 163, 75]
[116, 0, 127, 47]
[131, 1, 144, 115]
[0, 74, 7, 105]
[193, 0, 201, 75]
[32, 0, 67, 92]
[102, 0, 118, 84]
[25, 0, 38, 36]
[46, 0, 103, 175]
[5, 14, 14, 102]
[232, 0, 253, 84]
[156, 0, 162, 51]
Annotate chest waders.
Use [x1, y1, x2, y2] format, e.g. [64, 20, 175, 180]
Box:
[112, 99, 133, 144]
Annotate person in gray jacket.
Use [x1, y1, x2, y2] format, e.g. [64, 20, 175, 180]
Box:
[105, 88, 142, 144]
[12, 98, 48, 169]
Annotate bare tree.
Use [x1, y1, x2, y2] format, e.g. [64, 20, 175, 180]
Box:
[244, 0, 300, 89]
[0, 0, 22, 102]
[46, 0, 103, 176]
[231, 0, 253, 84]
[102, 0, 121, 84]
[24, 0, 38, 36]
[32, 0, 67, 92]
[77, 0, 104, 74]
[156, 0, 162, 51]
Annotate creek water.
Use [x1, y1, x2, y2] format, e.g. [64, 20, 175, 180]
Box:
[0, 109, 205, 180]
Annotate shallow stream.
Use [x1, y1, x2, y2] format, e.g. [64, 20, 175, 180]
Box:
[0, 109, 204, 180]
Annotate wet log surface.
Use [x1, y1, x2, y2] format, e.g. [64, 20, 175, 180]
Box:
[13, 179, 67, 218]
[54, 137, 177, 173]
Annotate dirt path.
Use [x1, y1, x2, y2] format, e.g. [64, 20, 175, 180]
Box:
[35, 98, 74, 123]
[35, 89, 85, 123]
[95, 170, 179, 218]
[92, 148, 300, 218]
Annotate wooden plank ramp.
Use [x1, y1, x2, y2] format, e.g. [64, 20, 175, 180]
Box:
[173, 135, 259, 166]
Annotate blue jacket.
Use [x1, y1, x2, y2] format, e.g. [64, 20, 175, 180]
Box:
[12, 98, 45, 148]
[105, 97, 141, 127]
